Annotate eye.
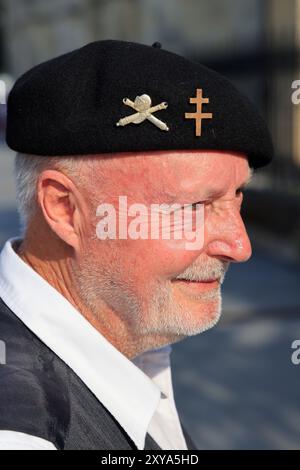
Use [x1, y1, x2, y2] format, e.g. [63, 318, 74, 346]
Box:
[179, 201, 208, 212]
[191, 201, 206, 210]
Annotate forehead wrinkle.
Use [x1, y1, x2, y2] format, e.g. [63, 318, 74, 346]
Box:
[98, 152, 253, 203]
[116, 163, 172, 204]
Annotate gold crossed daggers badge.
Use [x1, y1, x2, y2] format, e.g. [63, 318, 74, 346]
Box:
[116, 94, 169, 131]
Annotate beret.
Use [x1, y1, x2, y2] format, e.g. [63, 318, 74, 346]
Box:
[6, 39, 273, 169]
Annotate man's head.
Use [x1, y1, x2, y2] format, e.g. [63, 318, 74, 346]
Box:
[15, 149, 252, 355]
[8, 39, 272, 357]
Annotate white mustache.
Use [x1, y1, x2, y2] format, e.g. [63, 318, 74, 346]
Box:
[174, 260, 230, 284]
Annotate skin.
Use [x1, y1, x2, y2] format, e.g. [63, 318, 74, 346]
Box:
[17, 150, 253, 359]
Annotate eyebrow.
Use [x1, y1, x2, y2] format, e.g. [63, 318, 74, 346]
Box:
[195, 168, 254, 200]
[163, 168, 254, 203]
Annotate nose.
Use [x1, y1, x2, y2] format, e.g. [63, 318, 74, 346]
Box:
[205, 207, 252, 263]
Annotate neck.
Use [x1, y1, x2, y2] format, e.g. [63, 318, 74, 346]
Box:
[16, 235, 174, 359]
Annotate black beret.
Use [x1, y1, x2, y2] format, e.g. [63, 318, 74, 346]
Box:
[6, 39, 273, 169]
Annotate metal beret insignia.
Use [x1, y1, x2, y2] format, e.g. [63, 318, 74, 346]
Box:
[116, 94, 169, 131]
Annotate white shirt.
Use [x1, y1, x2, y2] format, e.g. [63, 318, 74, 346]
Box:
[0, 238, 187, 450]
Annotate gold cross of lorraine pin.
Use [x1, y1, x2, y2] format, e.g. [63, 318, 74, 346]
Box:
[185, 88, 213, 136]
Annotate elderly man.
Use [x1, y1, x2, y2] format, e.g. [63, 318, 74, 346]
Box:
[0, 40, 273, 450]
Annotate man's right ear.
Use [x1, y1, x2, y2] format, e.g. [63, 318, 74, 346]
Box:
[37, 170, 86, 252]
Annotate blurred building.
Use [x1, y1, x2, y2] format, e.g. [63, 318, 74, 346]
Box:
[0, 0, 300, 190]
[0, 0, 265, 75]
[264, 0, 300, 190]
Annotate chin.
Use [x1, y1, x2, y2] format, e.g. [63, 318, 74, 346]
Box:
[135, 280, 223, 339]
[181, 298, 222, 336]
[143, 295, 222, 339]
[171, 282, 222, 329]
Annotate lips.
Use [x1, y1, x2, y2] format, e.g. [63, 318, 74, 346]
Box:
[172, 278, 220, 293]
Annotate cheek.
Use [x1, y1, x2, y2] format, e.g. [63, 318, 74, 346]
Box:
[86, 238, 202, 286]
[126, 239, 202, 279]
[160, 243, 202, 277]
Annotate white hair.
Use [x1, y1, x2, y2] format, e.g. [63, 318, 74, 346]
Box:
[14, 152, 90, 232]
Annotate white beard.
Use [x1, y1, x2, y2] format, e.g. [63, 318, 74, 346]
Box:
[72, 254, 229, 338]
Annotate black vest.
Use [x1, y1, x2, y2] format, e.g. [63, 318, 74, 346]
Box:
[0, 297, 196, 450]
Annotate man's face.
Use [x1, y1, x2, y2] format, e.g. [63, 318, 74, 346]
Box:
[74, 150, 252, 343]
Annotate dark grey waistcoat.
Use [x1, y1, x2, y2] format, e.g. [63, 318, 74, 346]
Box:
[0, 297, 196, 450]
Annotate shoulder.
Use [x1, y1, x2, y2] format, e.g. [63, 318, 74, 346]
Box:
[0, 364, 69, 448]
[0, 298, 70, 448]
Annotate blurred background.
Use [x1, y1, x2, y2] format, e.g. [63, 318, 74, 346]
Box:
[0, 0, 300, 450]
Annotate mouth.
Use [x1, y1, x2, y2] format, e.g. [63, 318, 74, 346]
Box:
[171, 278, 220, 294]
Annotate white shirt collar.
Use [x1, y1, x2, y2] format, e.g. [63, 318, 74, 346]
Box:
[0, 238, 162, 450]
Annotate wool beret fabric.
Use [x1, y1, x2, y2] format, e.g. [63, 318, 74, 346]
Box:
[6, 39, 273, 169]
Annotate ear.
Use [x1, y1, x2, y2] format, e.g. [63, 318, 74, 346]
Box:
[37, 169, 88, 252]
